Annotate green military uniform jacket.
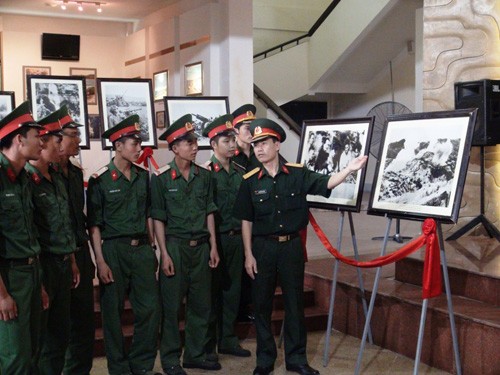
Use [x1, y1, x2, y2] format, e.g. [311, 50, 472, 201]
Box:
[232, 144, 259, 171]
[234, 162, 331, 235]
[0, 153, 40, 259]
[150, 160, 217, 239]
[87, 160, 150, 239]
[25, 163, 76, 255]
[63, 159, 89, 247]
[208, 155, 244, 233]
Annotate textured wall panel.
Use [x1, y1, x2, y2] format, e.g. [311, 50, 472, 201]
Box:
[423, 0, 500, 234]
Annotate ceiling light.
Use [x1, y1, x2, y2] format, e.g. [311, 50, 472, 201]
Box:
[77, 2, 83, 11]
[61, 0, 67, 9]
[96, 2, 102, 12]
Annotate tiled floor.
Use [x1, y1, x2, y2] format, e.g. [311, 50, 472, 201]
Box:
[90, 330, 448, 374]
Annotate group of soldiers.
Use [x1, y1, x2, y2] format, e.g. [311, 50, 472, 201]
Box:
[0, 99, 367, 375]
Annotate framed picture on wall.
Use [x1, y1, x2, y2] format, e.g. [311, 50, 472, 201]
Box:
[153, 70, 168, 101]
[368, 109, 477, 223]
[88, 114, 101, 140]
[27, 75, 90, 149]
[184, 62, 203, 96]
[70, 67, 97, 105]
[23, 66, 51, 100]
[297, 117, 374, 212]
[0, 91, 15, 121]
[156, 111, 165, 129]
[97, 78, 157, 150]
[164, 96, 229, 149]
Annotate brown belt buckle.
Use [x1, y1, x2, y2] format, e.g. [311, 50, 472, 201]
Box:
[130, 239, 140, 246]
[278, 235, 289, 242]
[189, 240, 198, 247]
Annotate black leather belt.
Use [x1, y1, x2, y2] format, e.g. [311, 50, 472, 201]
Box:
[108, 237, 149, 247]
[265, 232, 300, 242]
[167, 236, 209, 247]
[42, 253, 71, 261]
[224, 229, 242, 236]
[0, 255, 39, 267]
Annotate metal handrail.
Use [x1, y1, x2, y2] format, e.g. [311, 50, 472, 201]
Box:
[253, 84, 301, 135]
[253, 0, 342, 60]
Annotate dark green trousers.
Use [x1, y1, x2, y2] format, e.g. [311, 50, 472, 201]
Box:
[207, 233, 244, 352]
[63, 243, 96, 375]
[0, 260, 42, 375]
[100, 239, 160, 375]
[251, 236, 307, 368]
[38, 254, 73, 375]
[160, 239, 211, 368]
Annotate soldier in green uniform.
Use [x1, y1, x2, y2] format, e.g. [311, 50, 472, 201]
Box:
[87, 115, 160, 375]
[234, 119, 367, 375]
[231, 104, 259, 171]
[46, 106, 96, 375]
[26, 109, 80, 375]
[231, 104, 258, 323]
[202, 114, 251, 360]
[151, 114, 220, 375]
[0, 101, 44, 374]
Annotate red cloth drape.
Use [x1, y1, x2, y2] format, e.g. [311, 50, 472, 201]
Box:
[137, 147, 159, 171]
[308, 212, 442, 299]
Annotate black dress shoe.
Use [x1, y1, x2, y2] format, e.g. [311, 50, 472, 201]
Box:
[183, 360, 221, 371]
[285, 363, 320, 375]
[253, 365, 274, 375]
[218, 345, 251, 357]
[162, 365, 187, 375]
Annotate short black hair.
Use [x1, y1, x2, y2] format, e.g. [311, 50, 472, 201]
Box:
[209, 132, 236, 149]
[0, 126, 34, 150]
[169, 133, 197, 151]
[112, 135, 142, 149]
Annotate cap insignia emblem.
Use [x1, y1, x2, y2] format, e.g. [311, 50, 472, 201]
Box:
[185, 122, 193, 131]
[246, 111, 254, 116]
[254, 126, 262, 135]
[225, 121, 232, 128]
[134, 123, 141, 131]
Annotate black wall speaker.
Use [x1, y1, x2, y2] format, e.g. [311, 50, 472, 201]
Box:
[455, 79, 500, 146]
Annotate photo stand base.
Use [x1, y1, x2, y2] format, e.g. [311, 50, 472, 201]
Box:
[355, 218, 462, 375]
[372, 218, 412, 243]
[446, 214, 500, 241]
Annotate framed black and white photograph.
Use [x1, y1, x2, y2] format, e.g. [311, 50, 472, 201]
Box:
[27, 75, 90, 149]
[70, 67, 97, 105]
[368, 109, 477, 223]
[164, 96, 229, 149]
[298, 117, 373, 212]
[97, 78, 157, 149]
[153, 70, 168, 101]
[0, 92, 15, 121]
[184, 62, 203, 96]
[88, 114, 101, 140]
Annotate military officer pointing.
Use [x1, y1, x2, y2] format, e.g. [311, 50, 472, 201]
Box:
[234, 119, 367, 375]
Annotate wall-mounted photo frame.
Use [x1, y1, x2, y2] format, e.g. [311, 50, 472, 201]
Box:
[184, 62, 203, 96]
[70, 67, 97, 105]
[164, 96, 229, 150]
[297, 117, 373, 212]
[88, 114, 101, 140]
[156, 110, 165, 129]
[368, 109, 477, 223]
[27, 75, 90, 149]
[23, 66, 51, 100]
[97, 78, 157, 149]
[153, 70, 168, 101]
[0, 91, 15, 121]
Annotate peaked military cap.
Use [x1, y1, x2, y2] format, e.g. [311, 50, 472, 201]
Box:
[102, 114, 142, 142]
[0, 101, 42, 140]
[37, 108, 66, 136]
[250, 118, 287, 143]
[202, 114, 235, 140]
[159, 114, 196, 144]
[231, 104, 256, 128]
[51, 105, 84, 129]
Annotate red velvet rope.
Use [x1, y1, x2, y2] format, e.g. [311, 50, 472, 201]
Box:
[137, 147, 159, 171]
[308, 212, 442, 299]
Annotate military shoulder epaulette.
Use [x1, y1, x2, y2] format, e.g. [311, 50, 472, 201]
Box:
[243, 167, 260, 180]
[91, 166, 108, 179]
[154, 164, 171, 176]
[133, 162, 149, 171]
[285, 162, 303, 168]
[70, 157, 84, 170]
[196, 162, 209, 171]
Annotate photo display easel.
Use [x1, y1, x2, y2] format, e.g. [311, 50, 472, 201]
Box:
[296, 117, 375, 364]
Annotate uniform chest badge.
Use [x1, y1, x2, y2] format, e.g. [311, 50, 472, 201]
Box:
[111, 170, 119, 181]
[170, 169, 177, 180]
[254, 189, 267, 195]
